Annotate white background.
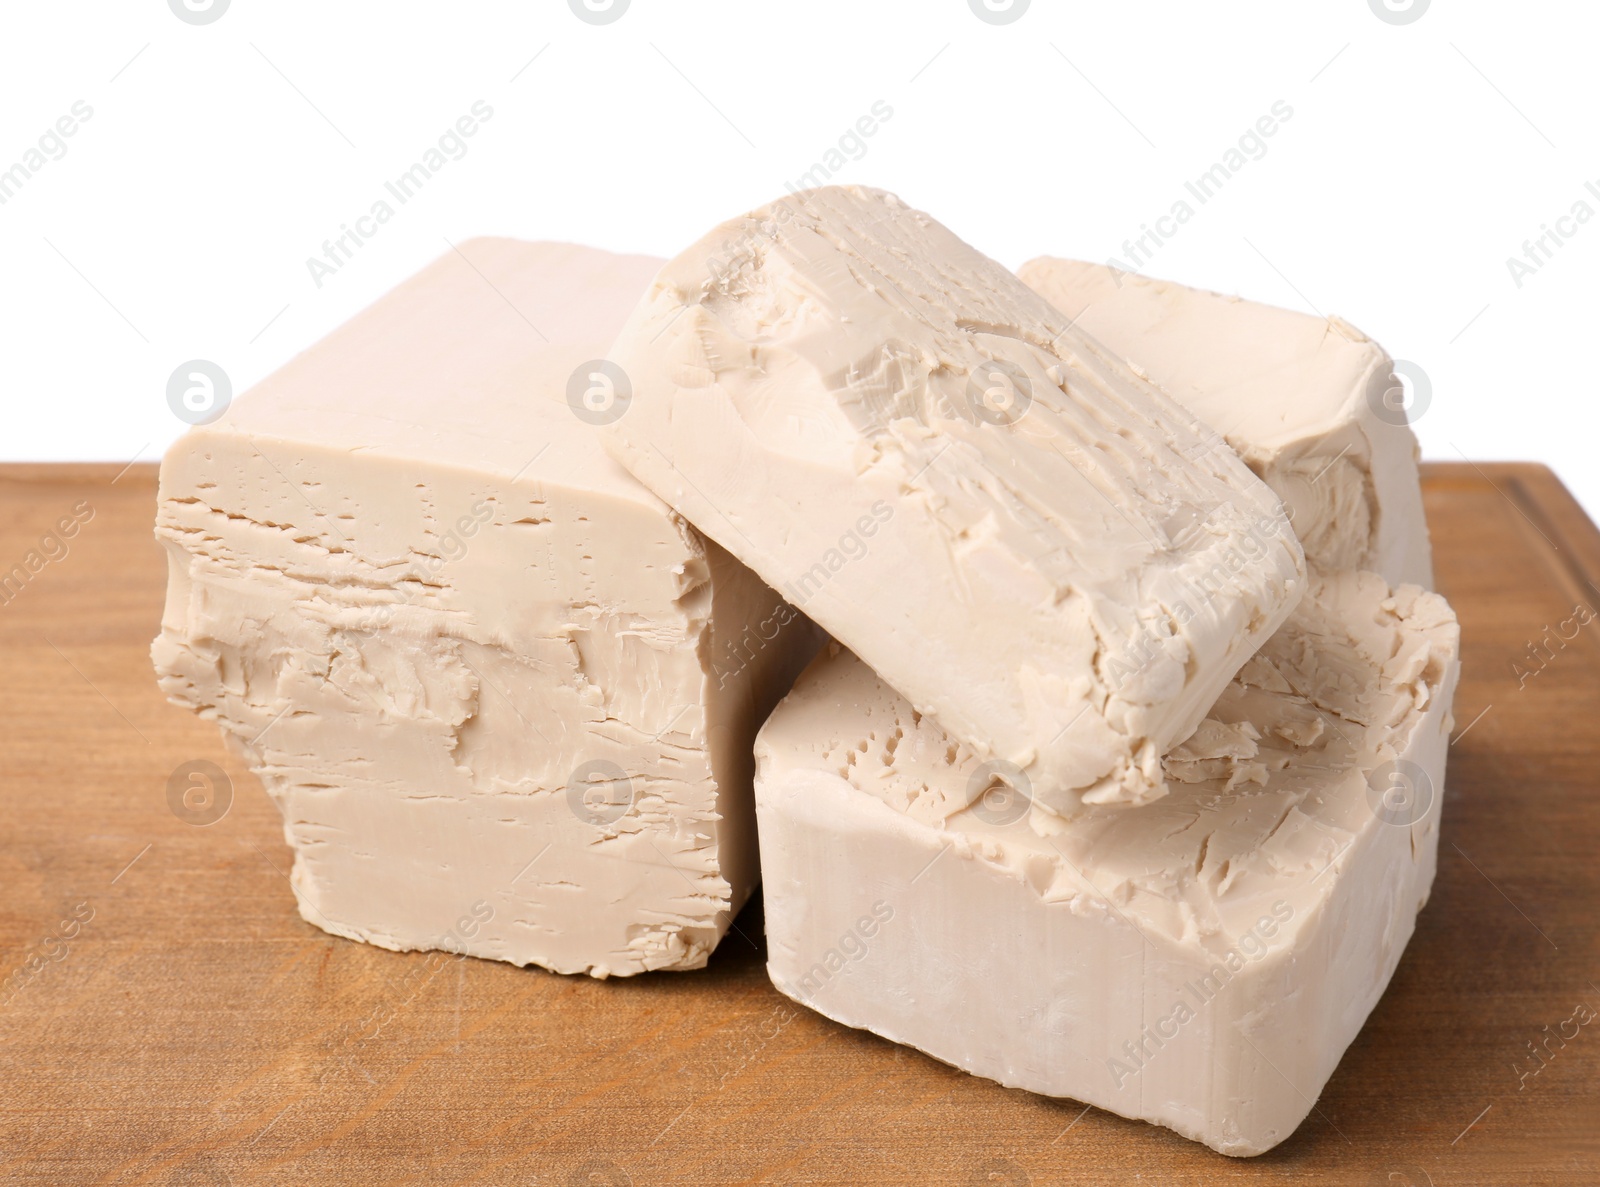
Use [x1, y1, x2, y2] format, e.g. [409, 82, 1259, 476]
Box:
[2, 0, 1596, 515]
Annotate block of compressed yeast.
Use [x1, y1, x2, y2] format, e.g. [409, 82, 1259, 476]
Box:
[605, 185, 1306, 819]
[153, 239, 821, 977]
[1019, 258, 1432, 588]
[754, 571, 1459, 1155]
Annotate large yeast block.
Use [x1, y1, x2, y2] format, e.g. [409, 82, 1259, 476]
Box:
[754, 572, 1459, 1154]
[1020, 257, 1432, 588]
[153, 240, 820, 977]
[605, 186, 1306, 819]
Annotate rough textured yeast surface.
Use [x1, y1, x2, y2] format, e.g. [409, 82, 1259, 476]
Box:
[605, 186, 1306, 819]
[153, 239, 821, 977]
[1020, 257, 1433, 588]
[755, 572, 1459, 1155]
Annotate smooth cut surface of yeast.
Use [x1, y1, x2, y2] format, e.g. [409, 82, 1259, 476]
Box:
[755, 571, 1459, 1155]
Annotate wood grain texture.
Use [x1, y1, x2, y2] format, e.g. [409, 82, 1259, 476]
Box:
[0, 461, 1595, 1186]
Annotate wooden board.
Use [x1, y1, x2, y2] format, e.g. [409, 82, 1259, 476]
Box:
[0, 461, 1596, 1186]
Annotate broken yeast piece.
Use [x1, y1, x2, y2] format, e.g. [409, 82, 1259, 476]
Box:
[1019, 258, 1433, 588]
[153, 240, 820, 977]
[605, 186, 1306, 818]
[754, 571, 1459, 1156]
